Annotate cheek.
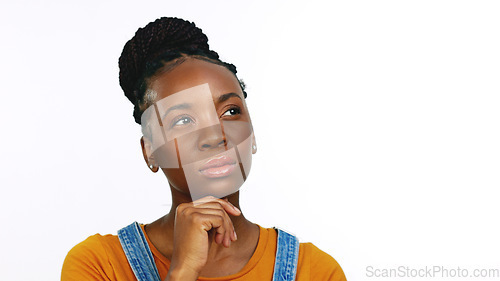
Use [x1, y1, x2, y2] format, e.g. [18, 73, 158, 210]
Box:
[237, 132, 253, 179]
[154, 140, 189, 191]
[222, 120, 252, 147]
[152, 139, 180, 168]
[223, 120, 253, 178]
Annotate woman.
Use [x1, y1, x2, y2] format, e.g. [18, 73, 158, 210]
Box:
[61, 17, 346, 281]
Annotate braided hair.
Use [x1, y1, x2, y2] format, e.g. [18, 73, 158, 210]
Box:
[118, 17, 247, 124]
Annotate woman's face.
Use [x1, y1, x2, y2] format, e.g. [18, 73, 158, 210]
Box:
[140, 58, 255, 200]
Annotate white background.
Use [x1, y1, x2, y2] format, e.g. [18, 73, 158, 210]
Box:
[1, 1, 499, 280]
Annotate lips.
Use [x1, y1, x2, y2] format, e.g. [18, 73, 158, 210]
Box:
[199, 155, 237, 178]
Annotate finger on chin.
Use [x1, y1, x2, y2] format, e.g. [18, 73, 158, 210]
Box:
[192, 195, 219, 206]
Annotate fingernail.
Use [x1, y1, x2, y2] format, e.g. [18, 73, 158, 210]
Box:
[233, 230, 237, 240]
[233, 205, 241, 214]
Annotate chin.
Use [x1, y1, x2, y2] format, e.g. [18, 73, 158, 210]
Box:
[185, 168, 246, 201]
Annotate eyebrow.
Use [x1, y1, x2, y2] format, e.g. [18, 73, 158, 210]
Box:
[161, 103, 192, 119]
[217, 92, 242, 103]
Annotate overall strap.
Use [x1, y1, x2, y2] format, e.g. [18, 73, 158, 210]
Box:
[118, 222, 161, 281]
[272, 227, 300, 281]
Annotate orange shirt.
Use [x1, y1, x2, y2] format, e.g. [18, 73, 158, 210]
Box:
[62, 224, 346, 280]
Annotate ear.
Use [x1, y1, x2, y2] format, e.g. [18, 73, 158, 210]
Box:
[251, 132, 257, 154]
[140, 136, 158, 173]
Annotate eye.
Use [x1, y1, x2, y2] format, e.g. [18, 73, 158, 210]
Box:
[171, 116, 194, 127]
[222, 107, 241, 117]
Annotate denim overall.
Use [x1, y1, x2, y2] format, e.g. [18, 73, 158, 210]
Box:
[118, 222, 300, 281]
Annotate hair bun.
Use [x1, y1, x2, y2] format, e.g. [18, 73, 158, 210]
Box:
[118, 17, 215, 105]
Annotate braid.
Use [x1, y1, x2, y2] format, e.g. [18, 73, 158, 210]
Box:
[118, 17, 247, 124]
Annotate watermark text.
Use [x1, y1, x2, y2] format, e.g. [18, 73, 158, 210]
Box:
[366, 265, 499, 278]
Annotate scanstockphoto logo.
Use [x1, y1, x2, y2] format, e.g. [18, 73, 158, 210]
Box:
[366, 265, 500, 278]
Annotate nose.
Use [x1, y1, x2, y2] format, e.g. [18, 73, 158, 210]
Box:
[197, 124, 227, 151]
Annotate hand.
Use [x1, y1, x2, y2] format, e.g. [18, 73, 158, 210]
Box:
[164, 196, 241, 281]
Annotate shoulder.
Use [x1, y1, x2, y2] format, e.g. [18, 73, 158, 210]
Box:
[300, 242, 339, 264]
[269, 227, 346, 280]
[299, 242, 347, 281]
[64, 233, 122, 260]
[61, 233, 123, 280]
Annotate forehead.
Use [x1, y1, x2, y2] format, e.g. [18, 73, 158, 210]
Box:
[149, 58, 243, 100]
